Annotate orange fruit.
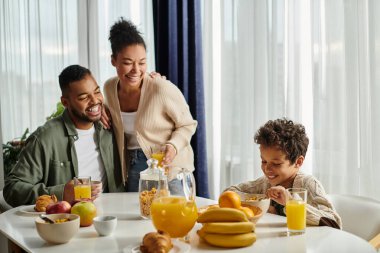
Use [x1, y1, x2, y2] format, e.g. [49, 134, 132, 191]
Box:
[238, 206, 255, 218]
[218, 191, 241, 208]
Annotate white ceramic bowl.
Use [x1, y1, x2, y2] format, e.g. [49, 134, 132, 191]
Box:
[35, 213, 80, 244]
[238, 192, 271, 214]
[93, 215, 117, 236]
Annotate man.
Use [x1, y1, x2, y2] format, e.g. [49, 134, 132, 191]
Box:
[4, 65, 125, 207]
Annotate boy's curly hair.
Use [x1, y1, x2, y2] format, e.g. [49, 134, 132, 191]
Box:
[109, 17, 146, 57]
[254, 118, 309, 164]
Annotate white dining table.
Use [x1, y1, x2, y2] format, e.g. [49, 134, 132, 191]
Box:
[0, 192, 376, 253]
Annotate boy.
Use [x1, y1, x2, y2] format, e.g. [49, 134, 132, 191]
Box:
[225, 118, 341, 228]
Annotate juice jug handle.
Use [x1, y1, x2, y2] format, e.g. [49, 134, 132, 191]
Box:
[181, 169, 196, 201]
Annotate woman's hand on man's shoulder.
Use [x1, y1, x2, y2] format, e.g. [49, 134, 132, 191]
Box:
[100, 106, 112, 129]
[149, 71, 166, 80]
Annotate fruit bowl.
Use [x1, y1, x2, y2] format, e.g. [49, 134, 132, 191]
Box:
[243, 205, 263, 224]
[35, 213, 80, 244]
[238, 192, 270, 215]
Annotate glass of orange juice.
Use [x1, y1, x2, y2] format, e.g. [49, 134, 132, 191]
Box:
[285, 188, 307, 235]
[150, 168, 197, 241]
[150, 144, 165, 168]
[74, 176, 91, 200]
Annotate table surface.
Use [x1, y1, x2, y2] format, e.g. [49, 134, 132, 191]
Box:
[0, 193, 376, 253]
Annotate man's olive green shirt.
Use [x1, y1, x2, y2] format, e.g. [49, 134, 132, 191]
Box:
[4, 110, 125, 207]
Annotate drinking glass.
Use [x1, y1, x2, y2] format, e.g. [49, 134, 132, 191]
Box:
[150, 168, 197, 241]
[74, 176, 91, 200]
[286, 188, 307, 235]
[150, 144, 165, 168]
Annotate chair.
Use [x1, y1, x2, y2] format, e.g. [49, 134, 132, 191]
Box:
[327, 194, 380, 250]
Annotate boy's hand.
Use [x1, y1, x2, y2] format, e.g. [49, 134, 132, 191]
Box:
[266, 186, 289, 206]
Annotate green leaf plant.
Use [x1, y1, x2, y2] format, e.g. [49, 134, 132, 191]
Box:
[2, 102, 64, 177]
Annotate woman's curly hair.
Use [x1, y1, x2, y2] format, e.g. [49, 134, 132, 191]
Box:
[109, 17, 146, 57]
[254, 118, 309, 164]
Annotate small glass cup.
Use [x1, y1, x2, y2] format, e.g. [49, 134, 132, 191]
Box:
[285, 188, 307, 235]
[74, 176, 92, 200]
[150, 144, 165, 168]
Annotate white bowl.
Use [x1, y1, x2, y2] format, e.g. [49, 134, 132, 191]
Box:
[238, 192, 271, 214]
[35, 213, 80, 244]
[93, 216, 117, 236]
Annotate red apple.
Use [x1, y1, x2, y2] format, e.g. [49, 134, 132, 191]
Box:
[71, 201, 97, 227]
[46, 201, 71, 214]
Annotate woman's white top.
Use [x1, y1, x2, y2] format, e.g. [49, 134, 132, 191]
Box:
[120, 111, 140, 149]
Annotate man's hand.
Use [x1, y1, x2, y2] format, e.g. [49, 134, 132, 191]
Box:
[91, 181, 103, 201]
[63, 180, 74, 204]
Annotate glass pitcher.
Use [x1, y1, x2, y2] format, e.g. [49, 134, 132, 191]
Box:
[150, 168, 198, 239]
[138, 158, 167, 219]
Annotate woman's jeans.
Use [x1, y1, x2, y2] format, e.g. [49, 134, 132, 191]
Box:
[126, 149, 184, 195]
[126, 149, 147, 192]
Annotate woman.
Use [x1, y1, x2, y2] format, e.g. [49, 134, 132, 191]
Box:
[102, 18, 197, 191]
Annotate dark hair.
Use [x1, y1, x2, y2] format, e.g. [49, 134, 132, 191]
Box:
[254, 118, 309, 164]
[109, 17, 146, 57]
[59, 65, 91, 95]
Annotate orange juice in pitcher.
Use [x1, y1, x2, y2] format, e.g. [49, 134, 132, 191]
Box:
[150, 196, 198, 238]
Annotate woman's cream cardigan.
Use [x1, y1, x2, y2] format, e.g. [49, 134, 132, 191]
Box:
[103, 74, 198, 184]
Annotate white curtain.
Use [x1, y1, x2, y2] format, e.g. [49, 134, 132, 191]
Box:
[0, 0, 79, 142]
[0, 109, 3, 189]
[0, 0, 154, 143]
[202, 0, 380, 201]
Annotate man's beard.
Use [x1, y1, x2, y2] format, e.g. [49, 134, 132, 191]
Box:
[70, 104, 102, 123]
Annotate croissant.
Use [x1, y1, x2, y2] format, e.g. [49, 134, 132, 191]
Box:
[35, 194, 58, 212]
[140, 230, 173, 253]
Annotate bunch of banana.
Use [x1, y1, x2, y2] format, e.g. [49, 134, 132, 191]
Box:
[197, 207, 257, 248]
